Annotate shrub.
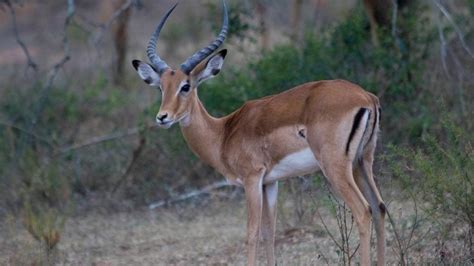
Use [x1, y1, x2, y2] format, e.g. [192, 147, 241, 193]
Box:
[387, 115, 473, 261]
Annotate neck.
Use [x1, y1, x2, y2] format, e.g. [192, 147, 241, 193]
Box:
[179, 96, 226, 173]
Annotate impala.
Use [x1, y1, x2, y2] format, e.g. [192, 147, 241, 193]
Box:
[132, 1, 386, 265]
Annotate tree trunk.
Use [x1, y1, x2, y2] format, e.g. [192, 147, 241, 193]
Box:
[256, 0, 270, 51]
[100, 0, 132, 85]
[311, 0, 327, 33]
[291, 0, 304, 43]
[363, 0, 411, 46]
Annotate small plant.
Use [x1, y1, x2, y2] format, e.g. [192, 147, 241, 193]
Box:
[22, 203, 64, 254]
[309, 175, 360, 266]
[16, 160, 70, 262]
[384, 193, 432, 265]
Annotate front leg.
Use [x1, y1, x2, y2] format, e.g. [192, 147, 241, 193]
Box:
[262, 181, 278, 266]
[244, 172, 265, 266]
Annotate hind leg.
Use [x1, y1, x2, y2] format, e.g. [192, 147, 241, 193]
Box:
[319, 157, 372, 265]
[361, 146, 385, 210]
[356, 142, 385, 265]
[305, 109, 373, 264]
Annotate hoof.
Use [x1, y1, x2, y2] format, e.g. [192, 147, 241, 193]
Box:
[379, 202, 386, 215]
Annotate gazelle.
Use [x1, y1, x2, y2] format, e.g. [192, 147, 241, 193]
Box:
[132, 1, 386, 265]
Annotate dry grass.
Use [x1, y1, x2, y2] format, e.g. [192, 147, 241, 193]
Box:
[1, 195, 459, 265]
[0, 197, 353, 265]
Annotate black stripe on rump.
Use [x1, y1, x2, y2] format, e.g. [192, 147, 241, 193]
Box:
[345, 108, 368, 155]
[366, 106, 378, 145]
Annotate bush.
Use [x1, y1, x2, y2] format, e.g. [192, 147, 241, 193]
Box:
[387, 115, 473, 261]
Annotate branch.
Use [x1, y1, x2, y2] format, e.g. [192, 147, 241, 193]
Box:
[385, 205, 407, 265]
[148, 181, 232, 210]
[433, 0, 474, 58]
[58, 124, 157, 154]
[5, 0, 38, 71]
[27, 0, 76, 133]
[110, 131, 147, 194]
[0, 120, 52, 148]
[391, 0, 403, 51]
[92, 0, 135, 45]
[437, 20, 450, 78]
[44, 0, 75, 89]
[310, 191, 344, 251]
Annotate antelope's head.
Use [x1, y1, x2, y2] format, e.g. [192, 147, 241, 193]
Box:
[132, 1, 228, 128]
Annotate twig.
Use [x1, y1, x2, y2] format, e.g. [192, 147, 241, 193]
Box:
[92, 0, 134, 45]
[4, 0, 38, 71]
[433, 0, 474, 58]
[58, 124, 157, 154]
[406, 191, 419, 251]
[448, 49, 467, 116]
[148, 180, 231, 210]
[75, 13, 102, 31]
[349, 243, 360, 261]
[386, 206, 407, 265]
[0, 120, 52, 148]
[311, 195, 344, 251]
[391, 0, 402, 50]
[29, 0, 75, 131]
[44, 0, 75, 89]
[437, 20, 450, 78]
[110, 130, 147, 194]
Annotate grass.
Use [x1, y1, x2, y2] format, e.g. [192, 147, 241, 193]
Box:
[1, 190, 467, 265]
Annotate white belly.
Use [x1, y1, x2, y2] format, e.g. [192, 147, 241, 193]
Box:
[264, 148, 320, 184]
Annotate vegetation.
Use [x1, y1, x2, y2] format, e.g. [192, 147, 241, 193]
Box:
[0, 0, 472, 264]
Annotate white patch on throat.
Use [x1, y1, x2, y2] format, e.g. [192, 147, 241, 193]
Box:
[264, 148, 320, 183]
[178, 113, 191, 127]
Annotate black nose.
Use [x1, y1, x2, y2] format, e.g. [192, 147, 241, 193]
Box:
[157, 113, 168, 122]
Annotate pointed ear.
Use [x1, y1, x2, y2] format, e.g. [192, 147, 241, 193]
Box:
[132, 60, 161, 87]
[192, 49, 227, 85]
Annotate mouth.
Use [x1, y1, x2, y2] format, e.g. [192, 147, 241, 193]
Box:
[157, 120, 174, 129]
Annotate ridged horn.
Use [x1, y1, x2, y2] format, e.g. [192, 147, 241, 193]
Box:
[146, 3, 178, 74]
[180, 0, 228, 74]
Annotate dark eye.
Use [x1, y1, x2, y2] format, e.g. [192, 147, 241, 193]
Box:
[180, 84, 190, 93]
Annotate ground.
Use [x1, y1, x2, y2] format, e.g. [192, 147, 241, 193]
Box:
[1, 192, 469, 265]
[1, 197, 367, 265]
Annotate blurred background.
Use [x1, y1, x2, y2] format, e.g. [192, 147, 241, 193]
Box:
[0, 0, 472, 264]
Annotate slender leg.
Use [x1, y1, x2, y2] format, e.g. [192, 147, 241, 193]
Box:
[359, 148, 386, 266]
[305, 120, 373, 265]
[317, 157, 372, 265]
[262, 181, 278, 266]
[362, 149, 385, 207]
[330, 173, 372, 265]
[244, 173, 264, 266]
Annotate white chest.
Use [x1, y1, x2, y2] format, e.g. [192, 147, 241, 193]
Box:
[264, 148, 320, 183]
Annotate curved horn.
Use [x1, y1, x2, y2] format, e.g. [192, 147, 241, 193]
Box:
[146, 3, 178, 74]
[180, 0, 228, 74]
